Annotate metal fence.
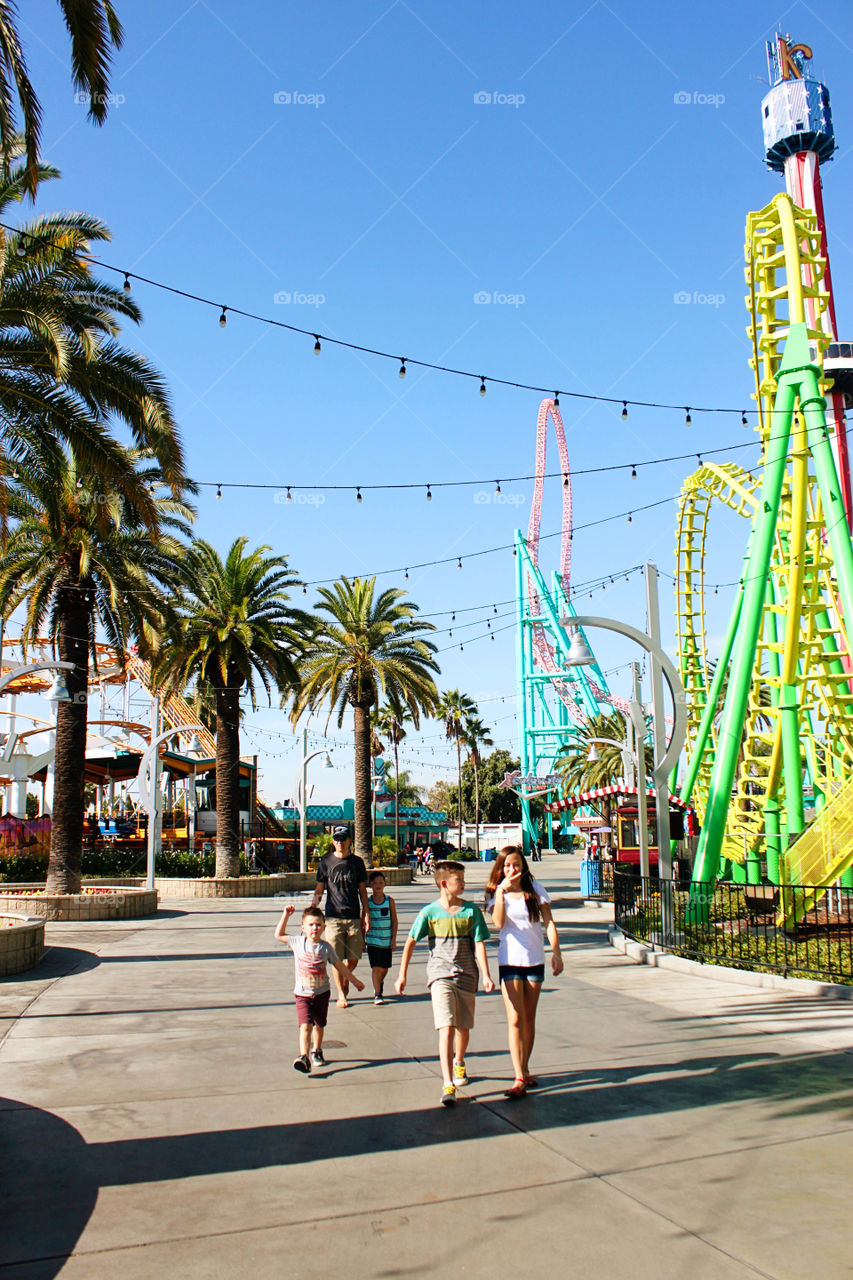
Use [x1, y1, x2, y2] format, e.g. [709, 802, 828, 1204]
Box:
[580, 858, 614, 900]
[614, 871, 853, 983]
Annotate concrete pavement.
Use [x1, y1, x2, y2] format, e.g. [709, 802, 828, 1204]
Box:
[2, 855, 853, 1278]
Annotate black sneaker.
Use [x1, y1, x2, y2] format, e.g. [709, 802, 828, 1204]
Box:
[293, 1054, 311, 1073]
[311, 1049, 325, 1066]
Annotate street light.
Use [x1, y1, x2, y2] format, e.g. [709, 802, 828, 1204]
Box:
[137, 721, 204, 889]
[183, 731, 204, 860]
[295, 727, 334, 873]
[0, 660, 76, 701]
[561, 562, 687, 883]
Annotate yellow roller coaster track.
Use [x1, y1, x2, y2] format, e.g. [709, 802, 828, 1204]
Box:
[676, 195, 853, 868]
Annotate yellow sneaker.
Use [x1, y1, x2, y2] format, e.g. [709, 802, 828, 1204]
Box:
[453, 1061, 469, 1086]
[440, 1083, 456, 1107]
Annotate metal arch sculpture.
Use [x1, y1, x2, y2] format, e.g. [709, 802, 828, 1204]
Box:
[515, 396, 625, 850]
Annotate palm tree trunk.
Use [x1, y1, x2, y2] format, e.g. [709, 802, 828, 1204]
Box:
[456, 736, 462, 851]
[393, 735, 400, 857]
[46, 576, 91, 894]
[215, 675, 242, 878]
[353, 702, 373, 864]
[473, 756, 481, 857]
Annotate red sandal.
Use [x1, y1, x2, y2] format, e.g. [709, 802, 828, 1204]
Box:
[523, 1075, 538, 1088]
[504, 1078, 527, 1099]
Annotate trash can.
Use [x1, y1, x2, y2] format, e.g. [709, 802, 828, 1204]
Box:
[480, 848, 496, 862]
[580, 859, 600, 897]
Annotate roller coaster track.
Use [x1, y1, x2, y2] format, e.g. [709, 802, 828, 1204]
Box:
[679, 194, 853, 884]
[125, 651, 217, 758]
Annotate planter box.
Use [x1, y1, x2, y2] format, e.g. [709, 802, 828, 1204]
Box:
[0, 887, 158, 921]
[0, 912, 45, 976]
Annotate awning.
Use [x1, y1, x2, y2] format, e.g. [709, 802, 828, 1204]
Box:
[546, 784, 687, 814]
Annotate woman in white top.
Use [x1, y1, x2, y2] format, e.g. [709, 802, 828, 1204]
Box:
[486, 846, 563, 1099]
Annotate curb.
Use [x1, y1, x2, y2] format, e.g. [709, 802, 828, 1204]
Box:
[608, 925, 853, 998]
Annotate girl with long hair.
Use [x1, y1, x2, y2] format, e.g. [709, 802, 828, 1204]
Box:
[485, 846, 563, 1099]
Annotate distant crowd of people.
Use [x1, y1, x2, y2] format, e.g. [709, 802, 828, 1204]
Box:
[275, 825, 562, 1105]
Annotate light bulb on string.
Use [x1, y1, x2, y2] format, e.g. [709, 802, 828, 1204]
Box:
[627, 512, 632, 523]
[685, 407, 692, 426]
[631, 465, 637, 478]
[426, 485, 432, 501]
[553, 393, 560, 406]
[356, 487, 362, 503]
[216, 484, 222, 500]
[219, 307, 227, 328]
[742, 410, 748, 426]
[562, 474, 568, 487]
[493, 604, 497, 614]
[622, 401, 628, 419]
[457, 557, 462, 570]
[313, 336, 322, 354]
[495, 480, 501, 495]
[451, 612, 455, 622]
[286, 487, 292, 503]
[399, 359, 407, 378]
[123, 273, 131, 293]
[479, 377, 487, 397]
[404, 569, 409, 580]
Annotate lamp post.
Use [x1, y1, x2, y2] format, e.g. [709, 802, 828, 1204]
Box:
[137, 721, 204, 889]
[561, 563, 687, 883]
[184, 731, 203, 860]
[0, 662, 74, 816]
[295, 727, 334, 873]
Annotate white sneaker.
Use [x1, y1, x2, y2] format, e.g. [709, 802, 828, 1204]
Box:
[374, 994, 386, 1005]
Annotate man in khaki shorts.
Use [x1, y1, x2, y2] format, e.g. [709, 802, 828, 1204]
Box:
[311, 825, 369, 1007]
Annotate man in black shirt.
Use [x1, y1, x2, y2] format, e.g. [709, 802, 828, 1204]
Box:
[312, 825, 369, 1007]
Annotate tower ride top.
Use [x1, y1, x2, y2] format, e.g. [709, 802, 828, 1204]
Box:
[761, 36, 834, 171]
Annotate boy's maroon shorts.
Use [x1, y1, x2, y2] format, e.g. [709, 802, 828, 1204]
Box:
[295, 990, 331, 1027]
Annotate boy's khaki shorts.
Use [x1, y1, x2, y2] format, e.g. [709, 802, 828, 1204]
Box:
[324, 918, 364, 964]
[430, 978, 476, 1030]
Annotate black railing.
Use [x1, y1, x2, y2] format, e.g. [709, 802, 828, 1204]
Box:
[614, 871, 853, 984]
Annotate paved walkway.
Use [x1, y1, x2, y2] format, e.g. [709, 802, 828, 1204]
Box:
[2, 856, 853, 1279]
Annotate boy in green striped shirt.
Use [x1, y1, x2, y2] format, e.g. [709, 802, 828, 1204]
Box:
[395, 860, 494, 1106]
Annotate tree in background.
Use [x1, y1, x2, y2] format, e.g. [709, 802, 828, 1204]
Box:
[464, 716, 493, 857]
[437, 689, 477, 849]
[292, 577, 439, 864]
[382, 767, 424, 810]
[372, 704, 411, 851]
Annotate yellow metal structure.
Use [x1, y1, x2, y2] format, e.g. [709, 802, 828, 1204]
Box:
[676, 194, 853, 881]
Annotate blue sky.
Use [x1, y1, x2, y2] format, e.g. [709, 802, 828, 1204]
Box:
[16, 0, 853, 805]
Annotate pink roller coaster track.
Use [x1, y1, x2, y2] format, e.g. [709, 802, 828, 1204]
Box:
[525, 397, 629, 722]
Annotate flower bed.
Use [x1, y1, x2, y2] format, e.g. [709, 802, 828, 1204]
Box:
[0, 886, 158, 921]
[0, 912, 45, 976]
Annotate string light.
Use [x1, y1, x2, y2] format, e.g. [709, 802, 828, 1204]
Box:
[457, 557, 462, 570]
[404, 569, 409, 580]
[553, 393, 560, 406]
[742, 410, 748, 426]
[685, 407, 692, 425]
[399, 359, 407, 379]
[286, 487, 292, 503]
[631, 465, 637, 478]
[123, 273, 131, 294]
[0, 218, 761, 419]
[495, 480, 501, 495]
[627, 512, 632, 523]
[313, 336, 321, 355]
[356, 487, 363, 503]
[216, 484, 222, 499]
[622, 401, 628, 419]
[426, 485, 432, 501]
[219, 307, 227, 328]
[563, 474, 569, 487]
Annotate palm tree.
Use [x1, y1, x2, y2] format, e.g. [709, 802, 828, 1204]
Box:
[151, 538, 307, 879]
[437, 690, 477, 850]
[464, 715, 493, 857]
[0, 3, 123, 194]
[0, 445, 193, 893]
[292, 577, 439, 863]
[383, 767, 424, 810]
[0, 157, 187, 496]
[373, 704, 410, 852]
[555, 711, 651, 841]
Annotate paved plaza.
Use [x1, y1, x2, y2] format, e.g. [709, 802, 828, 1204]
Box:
[2, 855, 853, 1278]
